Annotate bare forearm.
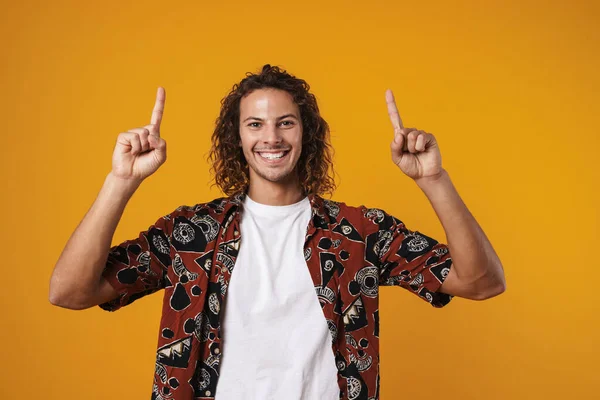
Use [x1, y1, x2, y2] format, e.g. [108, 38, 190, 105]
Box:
[415, 169, 505, 288]
[49, 172, 141, 307]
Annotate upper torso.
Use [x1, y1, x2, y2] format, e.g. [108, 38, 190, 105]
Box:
[99, 192, 454, 400]
[214, 195, 339, 399]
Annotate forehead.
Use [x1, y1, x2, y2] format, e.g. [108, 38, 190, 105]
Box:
[239, 88, 299, 117]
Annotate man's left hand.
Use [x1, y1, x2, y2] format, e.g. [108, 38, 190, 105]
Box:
[385, 89, 443, 181]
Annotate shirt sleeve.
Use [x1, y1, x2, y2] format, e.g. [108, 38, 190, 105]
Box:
[364, 207, 454, 308]
[98, 212, 175, 312]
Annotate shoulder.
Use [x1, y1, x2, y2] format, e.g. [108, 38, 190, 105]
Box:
[321, 197, 397, 223]
[163, 196, 238, 226]
[319, 197, 402, 233]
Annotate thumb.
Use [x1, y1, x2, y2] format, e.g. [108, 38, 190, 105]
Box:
[148, 133, 164, 149]
[148, 134, 167, 165]
[391, 131, 405, 153]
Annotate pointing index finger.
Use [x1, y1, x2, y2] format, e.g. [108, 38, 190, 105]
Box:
[385, 89, 404, 132]
[151, 86, 166, 133]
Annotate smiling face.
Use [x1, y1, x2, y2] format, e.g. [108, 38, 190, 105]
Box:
[239, 88, 303, 193]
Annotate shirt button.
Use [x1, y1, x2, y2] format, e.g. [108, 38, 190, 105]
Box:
[214, 348, 220, 354]
[205, 390, 211, 396]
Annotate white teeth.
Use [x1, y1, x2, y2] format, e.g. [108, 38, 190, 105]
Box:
[258, 152, 286, 160]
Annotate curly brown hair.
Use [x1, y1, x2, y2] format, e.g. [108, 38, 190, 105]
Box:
[207, 64, 336, 197]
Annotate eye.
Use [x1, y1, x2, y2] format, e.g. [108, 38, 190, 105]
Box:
[248, 122, 261, 128]
[280, 120, 294, 127]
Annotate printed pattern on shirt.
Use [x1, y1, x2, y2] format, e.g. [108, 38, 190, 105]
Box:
[100, 193, 453, 400]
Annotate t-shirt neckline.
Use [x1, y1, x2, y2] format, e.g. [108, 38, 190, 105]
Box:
[244, 194, 310, 217]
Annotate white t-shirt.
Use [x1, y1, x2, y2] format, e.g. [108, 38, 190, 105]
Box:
[214, 194, 339, 400]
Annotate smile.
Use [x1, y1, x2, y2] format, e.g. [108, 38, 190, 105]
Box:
[255, 150, 290, 164]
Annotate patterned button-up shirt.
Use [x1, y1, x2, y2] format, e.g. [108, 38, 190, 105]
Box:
[100, 192, 454, 400]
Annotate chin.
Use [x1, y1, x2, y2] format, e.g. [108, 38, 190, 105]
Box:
[247, 162, 298, 184]
[258, 170, 296, 183]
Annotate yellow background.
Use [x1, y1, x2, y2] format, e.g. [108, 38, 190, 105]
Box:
[2, 0, 598, 398]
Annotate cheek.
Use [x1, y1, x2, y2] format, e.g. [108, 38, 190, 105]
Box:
[291, 129, 303, 149]
[239, 133, 254, 152]
[238, 139, 252, 161]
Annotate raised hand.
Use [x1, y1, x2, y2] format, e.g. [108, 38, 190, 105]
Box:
[385, 89, 443, 181]
[111, 87, 168, 183]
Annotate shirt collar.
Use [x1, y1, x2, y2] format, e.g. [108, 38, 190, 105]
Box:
[225, 191, 330, 238]
[227, 191, 327, 216]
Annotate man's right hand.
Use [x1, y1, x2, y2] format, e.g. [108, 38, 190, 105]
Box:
[111, 87, 167, 183]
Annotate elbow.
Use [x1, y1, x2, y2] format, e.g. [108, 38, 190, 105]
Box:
[48, 277, 64, 307]
[48, 283, 90, 310]
[48, 289, 61, 307]
[48, 290, 74, 309]
[473, 279, 506, 301]
[473, 261, 506, 300]
[49, 294, 90, 310]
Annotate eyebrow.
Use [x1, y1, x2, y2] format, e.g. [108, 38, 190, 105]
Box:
[242, 114, 299, 123]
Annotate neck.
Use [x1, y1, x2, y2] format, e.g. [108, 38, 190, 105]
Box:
[247, 180, 304, 206]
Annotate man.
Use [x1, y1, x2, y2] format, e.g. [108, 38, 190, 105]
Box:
[49, 64, 506, 400]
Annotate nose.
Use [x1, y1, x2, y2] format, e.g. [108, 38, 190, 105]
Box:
[262, 123, 282, 144]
